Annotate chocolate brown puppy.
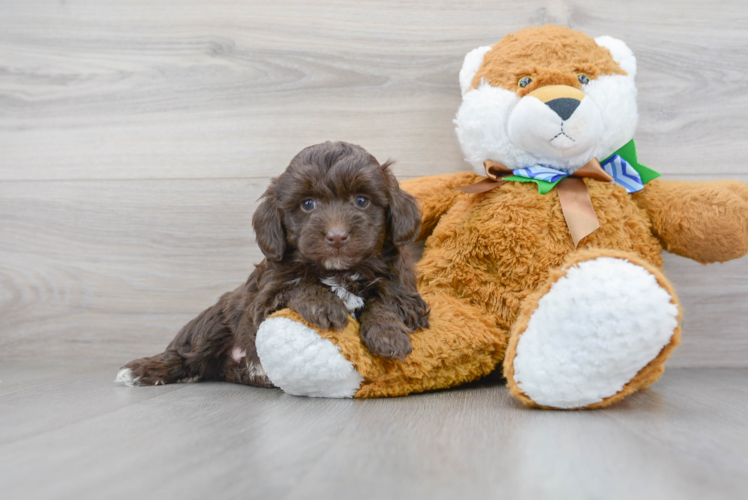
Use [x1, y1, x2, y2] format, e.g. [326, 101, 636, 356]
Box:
[116, 141, 429, 388]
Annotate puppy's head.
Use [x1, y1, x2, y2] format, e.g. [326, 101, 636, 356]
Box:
[252, 141, 420, 270]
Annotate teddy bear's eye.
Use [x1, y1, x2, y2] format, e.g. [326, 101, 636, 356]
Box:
[578, 73, 590, 85]
[518, 76, 532, 88]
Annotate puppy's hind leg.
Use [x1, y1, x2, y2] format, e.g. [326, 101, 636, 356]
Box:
[117, 292, 236, 387]
[116, 349, 190, 387]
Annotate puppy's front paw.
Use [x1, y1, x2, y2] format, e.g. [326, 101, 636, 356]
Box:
[399, 295, 431, 332]
[295, 296, 350, 331]
[360, 320, 412, 359]
[405, 298, 431, 331]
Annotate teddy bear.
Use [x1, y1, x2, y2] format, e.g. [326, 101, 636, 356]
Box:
[253, 25, 748, 409]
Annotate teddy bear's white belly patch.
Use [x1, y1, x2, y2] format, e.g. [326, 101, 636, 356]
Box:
[320, 276, 365, 317]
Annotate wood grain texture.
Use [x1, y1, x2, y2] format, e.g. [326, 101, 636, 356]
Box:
[1, 0, 747, 365]
[1, 364, 747, 500]
[2, 0, 748, 181]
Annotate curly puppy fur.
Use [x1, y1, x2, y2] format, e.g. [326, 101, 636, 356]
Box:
[118, 141, 429, 387]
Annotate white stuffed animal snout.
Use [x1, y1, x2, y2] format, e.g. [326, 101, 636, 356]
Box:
[508, 85, 604, 165]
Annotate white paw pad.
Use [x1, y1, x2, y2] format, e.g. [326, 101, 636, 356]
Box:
[256, 317, 364, 398]
[513, 257, 679, 409]
[114, 368, 140, 387]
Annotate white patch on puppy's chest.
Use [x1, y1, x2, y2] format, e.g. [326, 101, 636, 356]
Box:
[320, 275, 365, 317]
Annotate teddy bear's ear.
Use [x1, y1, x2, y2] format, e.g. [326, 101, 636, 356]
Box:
[459, 45, 492, 95]
[595, 36, 637, 79]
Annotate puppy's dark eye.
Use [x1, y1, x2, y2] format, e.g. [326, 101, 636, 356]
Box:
[578, 73, 590, 85]
[518, 76, 532, 88]
[300, 199, 316, 212]
[354, 196, 369, 208]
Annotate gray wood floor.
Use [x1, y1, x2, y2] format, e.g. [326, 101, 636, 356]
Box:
[1, 363, 747, 500]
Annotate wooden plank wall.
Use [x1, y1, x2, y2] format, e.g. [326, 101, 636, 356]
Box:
[1, 0, 747, 366]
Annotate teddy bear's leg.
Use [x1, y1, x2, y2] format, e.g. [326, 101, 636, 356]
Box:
[255, 314, 365, 398]
[503, 249, 682, 410]
[255, 290, 506, 398]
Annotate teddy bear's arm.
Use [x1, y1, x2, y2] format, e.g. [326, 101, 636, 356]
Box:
[632, 178, 748, 264]
[399, 172, 484, 242]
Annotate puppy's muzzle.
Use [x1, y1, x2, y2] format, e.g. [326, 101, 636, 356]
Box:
[529, 85, 585, 121]
[325, 228, 349, 249]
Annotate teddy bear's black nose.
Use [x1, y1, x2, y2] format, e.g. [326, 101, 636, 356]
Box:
[546, 97, 581, 121]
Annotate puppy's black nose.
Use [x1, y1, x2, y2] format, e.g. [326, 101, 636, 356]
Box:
[325, 229, 349, 249]
[545, 97, 581, 121]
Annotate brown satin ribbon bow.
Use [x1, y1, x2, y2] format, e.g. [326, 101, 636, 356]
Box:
[457, 158, 615, 247]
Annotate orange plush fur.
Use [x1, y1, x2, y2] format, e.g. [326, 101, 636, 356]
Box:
[270, 27, 748, 408]
[471, 25, 626, 96]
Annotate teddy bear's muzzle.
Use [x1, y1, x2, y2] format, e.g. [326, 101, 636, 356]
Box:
[507, 83, 602, 162]
[528, 85, 586, 121]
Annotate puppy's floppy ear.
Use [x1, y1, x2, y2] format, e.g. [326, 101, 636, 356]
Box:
[252, 184, 286, 261]
[381, 160, 421, 246]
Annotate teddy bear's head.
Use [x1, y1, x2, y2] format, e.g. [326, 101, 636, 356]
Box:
[455, 25, 638, 174]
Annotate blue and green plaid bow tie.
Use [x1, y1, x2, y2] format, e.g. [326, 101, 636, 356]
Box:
[457, 139, 661, 247]
[513, 154, 644, 193]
